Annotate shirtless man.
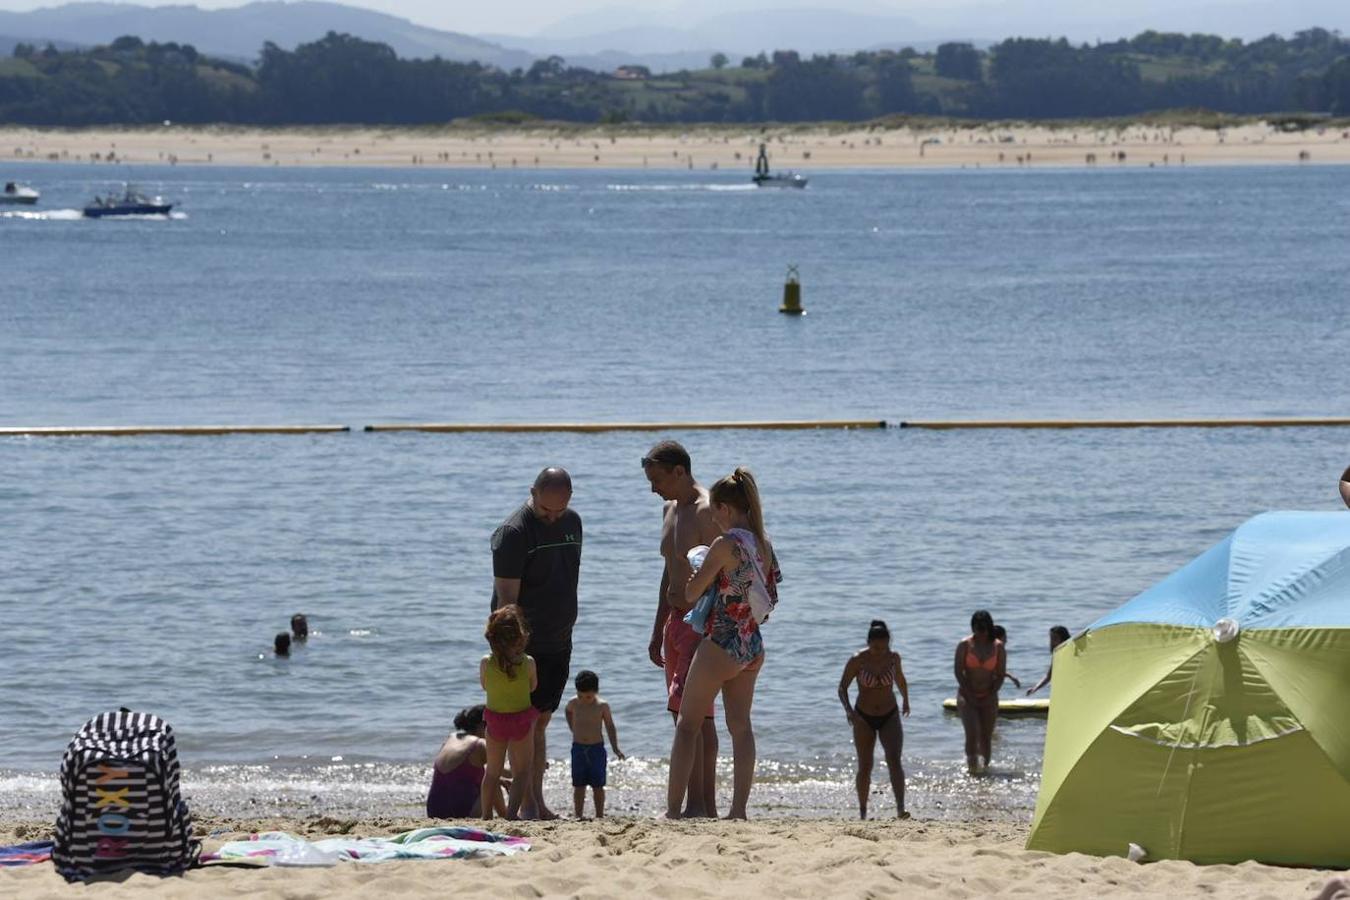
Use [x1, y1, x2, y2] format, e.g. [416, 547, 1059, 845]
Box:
[643, 440, 722, 817]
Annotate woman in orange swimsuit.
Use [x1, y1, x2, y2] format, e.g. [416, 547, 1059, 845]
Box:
[954, 610, 1005, 775]
[838, 620, 910, 819]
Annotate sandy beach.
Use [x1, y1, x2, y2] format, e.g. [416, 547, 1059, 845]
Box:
[4, 121, 1349, 171]
[0, 816, 1340, 898]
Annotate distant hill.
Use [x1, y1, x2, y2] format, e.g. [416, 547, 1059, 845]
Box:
[0, 2, 534, 67]
[4, 22, 1350, 127]
[515, 0, 1350, 51]
[483, 8, 927, 63]
[0, 33, 83, 55]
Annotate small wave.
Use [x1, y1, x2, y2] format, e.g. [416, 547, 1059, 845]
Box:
[0, 208, 83, 221]
[606, 183, 757, 193]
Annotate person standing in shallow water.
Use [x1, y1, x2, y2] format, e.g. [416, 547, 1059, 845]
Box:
[643, 440, 722, 817]
[1026, 625, 1070, 695]
[666, 467, 780, 820]
[838, 620, 911, 819]
[955, 610, 1005, 775]
[491, 467, 583, 820]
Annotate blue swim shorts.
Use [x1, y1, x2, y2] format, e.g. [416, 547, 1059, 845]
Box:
[570, 741, 608, 788]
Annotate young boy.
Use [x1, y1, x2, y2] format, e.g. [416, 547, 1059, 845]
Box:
[564, 670, 625, 818]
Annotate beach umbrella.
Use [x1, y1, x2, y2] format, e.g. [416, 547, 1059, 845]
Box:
[1026, 511, 1350, 867]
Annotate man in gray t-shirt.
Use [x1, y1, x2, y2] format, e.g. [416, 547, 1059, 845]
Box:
[491, 466, 582, 820]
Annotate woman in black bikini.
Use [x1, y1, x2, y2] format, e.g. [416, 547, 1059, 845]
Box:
[838, 620, 911, 819]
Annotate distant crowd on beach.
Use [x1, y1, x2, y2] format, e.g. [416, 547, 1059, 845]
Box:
[411, 440, 1067, 822]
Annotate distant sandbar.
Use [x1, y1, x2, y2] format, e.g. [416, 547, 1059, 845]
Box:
[4, 120, 1348, 171]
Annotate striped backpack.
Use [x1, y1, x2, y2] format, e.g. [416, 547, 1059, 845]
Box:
[52, 710, 200, 881]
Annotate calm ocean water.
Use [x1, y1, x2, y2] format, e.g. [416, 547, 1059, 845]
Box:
[3, 161, 1349, 819]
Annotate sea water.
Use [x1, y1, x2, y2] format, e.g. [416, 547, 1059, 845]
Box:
[3, 162, 1349, 820]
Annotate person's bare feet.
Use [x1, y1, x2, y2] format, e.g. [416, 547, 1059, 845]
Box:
[519, 804, 559, 821]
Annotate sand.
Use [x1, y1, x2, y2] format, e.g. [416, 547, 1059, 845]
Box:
[0, 816, 1340, 898]
[3, 121, 1349, 172]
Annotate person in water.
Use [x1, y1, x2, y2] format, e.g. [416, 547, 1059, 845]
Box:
[992, 626, 1022, 690]
[564, 670, 625, 819]
[427, 705, 509, 818]
[480, 605, 539, 820]
[643, 440, 722, 817]
[1026, 626, 1071, 695]
[838, 619, 911, 819]
[273, 632, 291, 657]
[954, 610, 1006, 775]
[291, 614, 309, 641]
[666, 467, 780, 820]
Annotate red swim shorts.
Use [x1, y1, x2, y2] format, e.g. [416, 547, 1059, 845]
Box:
[664, 617, 715, 719]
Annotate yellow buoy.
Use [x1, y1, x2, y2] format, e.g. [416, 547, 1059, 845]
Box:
[780, 264, 804, 315]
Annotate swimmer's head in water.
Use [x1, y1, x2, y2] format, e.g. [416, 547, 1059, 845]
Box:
[291, 613, 308, 639]
[454, 704, 486, 735]
[970, 610, 994, 638]
[867, 619, 890, 648]
[274, 632, 291, 656]
[993, 624, 1008, 644]
[530, 467, 572, 524]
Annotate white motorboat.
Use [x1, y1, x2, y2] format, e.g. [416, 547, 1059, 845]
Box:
[1, 181, 39, 204]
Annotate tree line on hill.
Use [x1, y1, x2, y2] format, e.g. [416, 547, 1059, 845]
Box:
[3, 29, 1350, 126]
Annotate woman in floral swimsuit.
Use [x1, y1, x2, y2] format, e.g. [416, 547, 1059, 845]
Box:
[665, 467, 781, 820]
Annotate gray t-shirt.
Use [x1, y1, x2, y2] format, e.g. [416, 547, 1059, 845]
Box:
[490, 503, 583, 653]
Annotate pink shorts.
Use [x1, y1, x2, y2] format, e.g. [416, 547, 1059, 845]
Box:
[664, 617, 715, 719]
[485, 707, 539, 743]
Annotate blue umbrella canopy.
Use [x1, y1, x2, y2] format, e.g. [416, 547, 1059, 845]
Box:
[1090, 511, 1350, 630]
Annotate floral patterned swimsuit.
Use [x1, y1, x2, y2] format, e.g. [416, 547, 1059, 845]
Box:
[707, 529, 781, 666]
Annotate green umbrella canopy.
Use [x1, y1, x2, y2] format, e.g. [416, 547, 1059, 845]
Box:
[1027, 511, 1350, 866]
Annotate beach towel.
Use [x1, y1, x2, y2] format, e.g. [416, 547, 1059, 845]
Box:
[0, 840, 54, 867]
[727, 528, 778, 624]
[683, 545, 716, 633]
[205, 827, 529, 866]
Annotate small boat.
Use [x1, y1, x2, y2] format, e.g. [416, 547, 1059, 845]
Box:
[83, 184, 173, 218]
[752, 143, 808, 189]
[1, 181, 40, 205]
[942, 697, 1050, 717]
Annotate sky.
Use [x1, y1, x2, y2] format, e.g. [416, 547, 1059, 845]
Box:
[0, 0, 1344, 40]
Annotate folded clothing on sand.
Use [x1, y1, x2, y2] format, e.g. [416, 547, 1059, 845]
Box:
[0, 840, 54, 867]
[204, 827, 529, 866]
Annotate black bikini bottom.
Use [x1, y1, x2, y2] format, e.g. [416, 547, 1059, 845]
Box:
[857, 707, 898, 732]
